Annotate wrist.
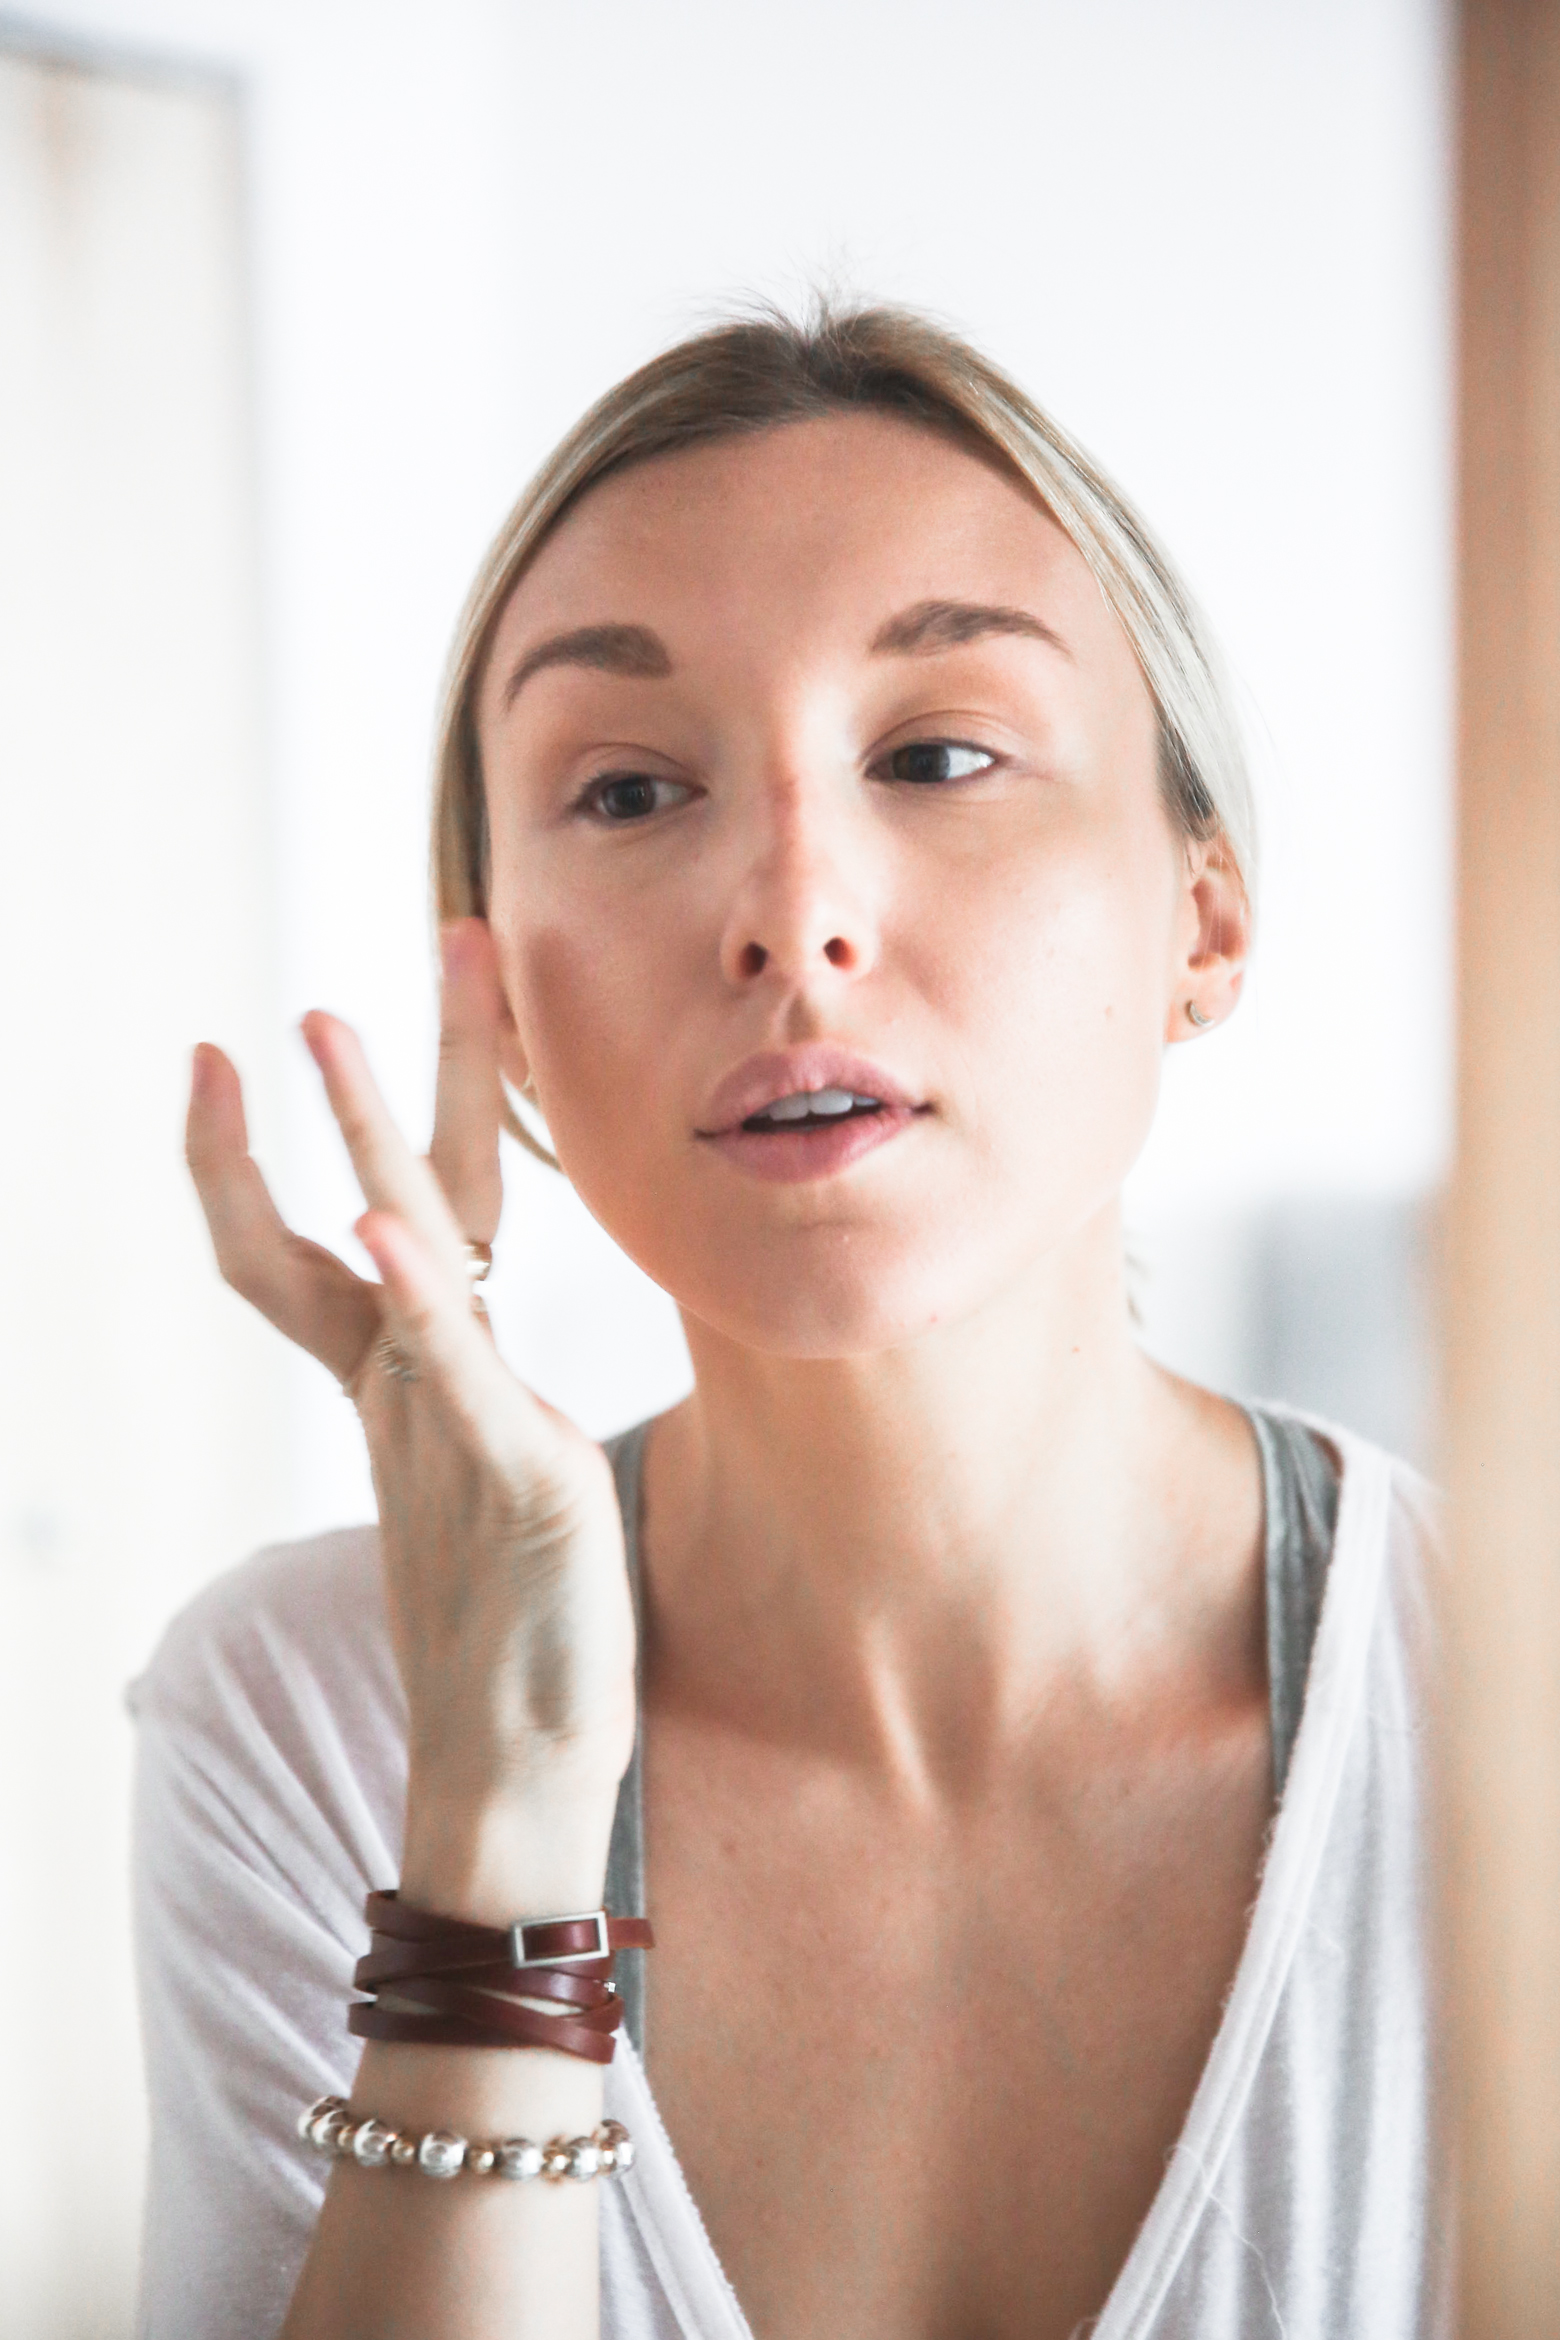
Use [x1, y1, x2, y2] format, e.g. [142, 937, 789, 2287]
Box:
[400, 1783, 618, 1926]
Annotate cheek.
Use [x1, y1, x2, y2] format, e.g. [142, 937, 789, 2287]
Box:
[507, 921, 652, 1106]
[498, 912, 687, 1223]
[922, 832, 1174, 1171]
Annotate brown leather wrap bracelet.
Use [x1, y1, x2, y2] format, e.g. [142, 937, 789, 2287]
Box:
[349, 1890, 654, 2065]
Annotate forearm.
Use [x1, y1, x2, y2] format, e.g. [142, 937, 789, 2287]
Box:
[281, 1796, 618, 2340]
[282, 2042, 606, 2340]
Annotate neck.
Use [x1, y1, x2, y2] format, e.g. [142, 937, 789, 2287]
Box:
[644, 1205, 1262, 1786]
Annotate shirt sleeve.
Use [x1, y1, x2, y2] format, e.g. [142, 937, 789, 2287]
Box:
[129, 1529, 404, 2340]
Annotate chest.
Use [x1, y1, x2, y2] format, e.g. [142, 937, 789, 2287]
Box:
[639, 1704, 1272, 2340]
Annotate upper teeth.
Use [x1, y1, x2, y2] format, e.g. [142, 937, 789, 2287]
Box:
[759, 1087, 879, 1121]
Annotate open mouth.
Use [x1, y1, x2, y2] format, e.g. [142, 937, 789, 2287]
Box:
[697, 1051, 920, 1182]
[740, 1087, 886, 1133]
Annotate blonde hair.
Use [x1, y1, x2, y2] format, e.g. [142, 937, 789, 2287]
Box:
[432, 299, 1254, 1162]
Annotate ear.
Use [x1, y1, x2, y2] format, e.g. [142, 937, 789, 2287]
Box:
[466, 917, 534, 1097]
[493, 989, 534, 1098]
[1165, 833, 1251, 1044]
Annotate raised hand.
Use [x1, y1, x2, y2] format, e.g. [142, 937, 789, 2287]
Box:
[185, 919, 636, 1918]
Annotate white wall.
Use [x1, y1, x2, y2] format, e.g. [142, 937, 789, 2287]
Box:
[3, 2, 1451, 2327]
[0, 42, 282, 2332]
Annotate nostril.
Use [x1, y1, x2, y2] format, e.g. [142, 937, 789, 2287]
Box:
[738, 941, 768, 978]
[824, 936, 853, 968]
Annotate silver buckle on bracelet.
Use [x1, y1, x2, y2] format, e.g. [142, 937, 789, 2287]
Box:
[509, 1908, 612, 1968]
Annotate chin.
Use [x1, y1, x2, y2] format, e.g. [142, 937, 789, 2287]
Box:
[561, 1121, 1136, 1364]
[629, 1208, 999, 1361]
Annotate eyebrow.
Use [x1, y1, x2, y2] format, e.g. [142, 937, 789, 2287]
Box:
[499, 622, 673, 709]
[498, 598, 1069, 711]
[869, 598, 1073, 660]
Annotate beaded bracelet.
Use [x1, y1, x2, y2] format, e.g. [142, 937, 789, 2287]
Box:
[299, 2095, 634, 2183]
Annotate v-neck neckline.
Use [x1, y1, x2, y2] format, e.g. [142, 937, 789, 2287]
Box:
[604, 1417, 1392, 2340]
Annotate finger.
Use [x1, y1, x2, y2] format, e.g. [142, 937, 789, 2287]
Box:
[301, 1012, 472, 1293]
[428, 919, 504, 1246]
[187, 1044, 379, 1379]
[352, 1208, 524, 1425]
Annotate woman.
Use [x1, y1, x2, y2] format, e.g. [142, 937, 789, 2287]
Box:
[136, 304, 1444, 2339]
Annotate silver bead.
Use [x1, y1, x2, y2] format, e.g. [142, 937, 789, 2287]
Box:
[467, 2146, 496, 2177]
[495, 2138, 544, 2182]
[351, 2120, 398, 2168]
[308, 2103, 350, 2155]
[565, 2137, 602, 2182]
[333, 2119, 362, 2158]
[390, 2136, 417, 2166]
[299, 2094, 345, 2143]
[417, 2130, 468, 2180]
[543, 2145, 573, 2181]
[600, 2119, 634, 2176]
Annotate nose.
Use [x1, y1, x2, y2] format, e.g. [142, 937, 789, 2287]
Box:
[717, 773, 880, 990]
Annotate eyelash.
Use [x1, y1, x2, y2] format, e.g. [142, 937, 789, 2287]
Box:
[578, 774, 694, 823]
[871, 740, 999, 787]
[576, 738, 1000, 824]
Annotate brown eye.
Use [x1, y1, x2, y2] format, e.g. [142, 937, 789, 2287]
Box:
[883, 742, 995, 785]
[586, 774, 693, 822]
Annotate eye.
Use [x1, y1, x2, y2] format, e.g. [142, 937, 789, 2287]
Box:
[581, 772, 695, 822]
[879, 740, 997, 786]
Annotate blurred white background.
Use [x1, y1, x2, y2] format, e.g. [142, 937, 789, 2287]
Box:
[1, 0, 1450, 2330]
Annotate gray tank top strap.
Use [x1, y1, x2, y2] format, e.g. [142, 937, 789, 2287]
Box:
[1246, 1405, 1341, 1799]
[603, 1422, 650, 2056]
[600, 1405, 1341, 2058]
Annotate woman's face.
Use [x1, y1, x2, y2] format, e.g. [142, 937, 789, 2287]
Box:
[476, 413, 1242, 1357]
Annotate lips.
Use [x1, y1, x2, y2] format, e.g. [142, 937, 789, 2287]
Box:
[696, 1047, 927, 1185]
[697, 1047, 921, 1137]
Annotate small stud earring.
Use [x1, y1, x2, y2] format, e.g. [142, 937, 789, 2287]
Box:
[1186, 1001, 1213, 1028]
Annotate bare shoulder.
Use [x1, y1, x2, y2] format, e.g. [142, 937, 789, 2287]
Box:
[1142, 1361, 1267, 1583]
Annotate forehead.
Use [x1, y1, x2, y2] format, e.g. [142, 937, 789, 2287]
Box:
[480, 412, 1129, 703]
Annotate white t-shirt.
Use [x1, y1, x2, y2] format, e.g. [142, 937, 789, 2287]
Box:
[130, 1417, 1449, 2338]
